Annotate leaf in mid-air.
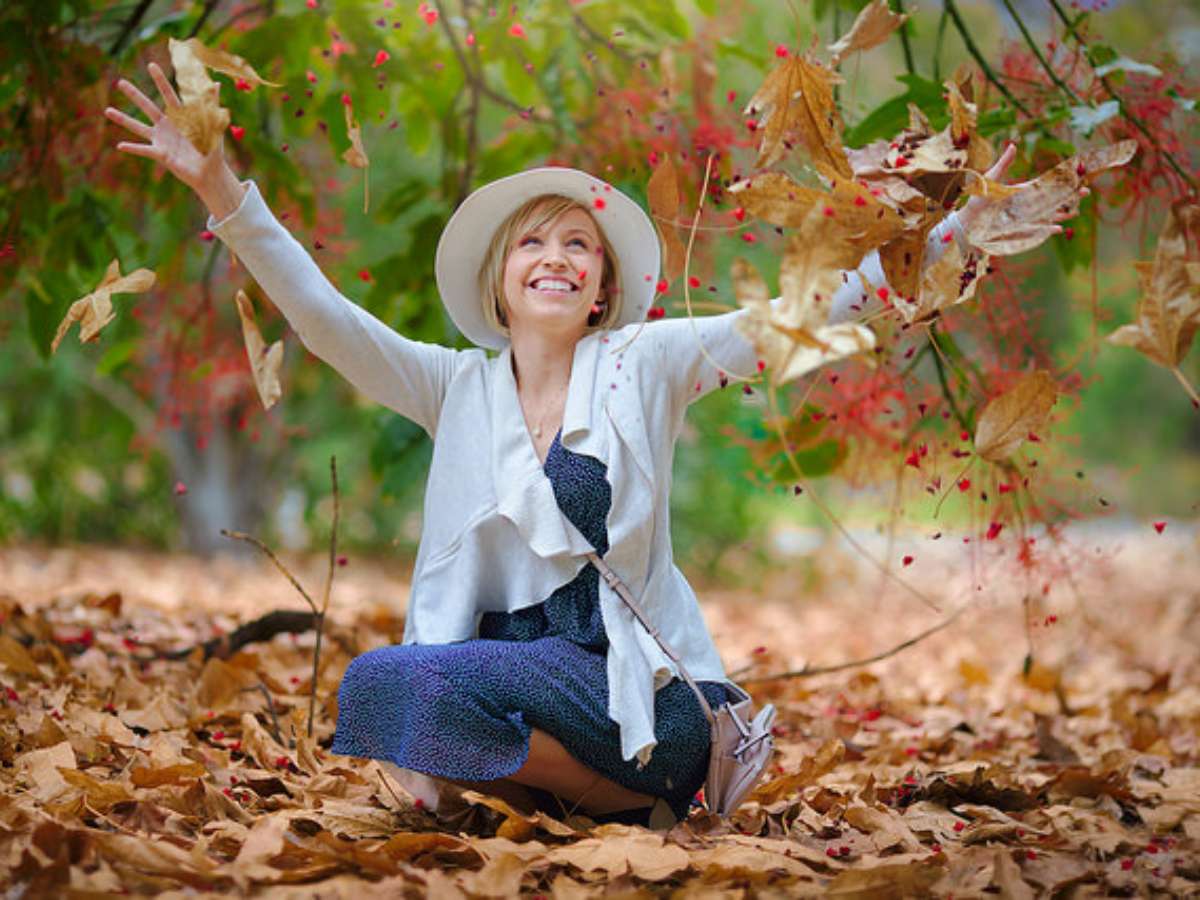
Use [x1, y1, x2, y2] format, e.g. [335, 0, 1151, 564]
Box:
[167, 38, 232, 155]
[234, 290, 284, 411]
[1107, 202, 1200, 405]
[342, 103, 370, 214]
[974, 370, 1058, 462]
[647, 156, 687, 281]
[178, 38, 281, 90]
[51, 259, 156, 354]
[827, 0, 909, 67]
[743, 54, 850, 176]
[963, 140, 1138, 255]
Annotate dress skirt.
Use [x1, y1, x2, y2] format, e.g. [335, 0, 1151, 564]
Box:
[330, 429, 731, 821]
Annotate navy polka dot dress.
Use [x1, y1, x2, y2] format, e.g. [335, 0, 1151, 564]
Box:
[331, 429, 731, 820]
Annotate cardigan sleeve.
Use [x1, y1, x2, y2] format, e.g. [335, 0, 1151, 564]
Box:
[644, 212, 971, 416]
[208, 180, 463, 437]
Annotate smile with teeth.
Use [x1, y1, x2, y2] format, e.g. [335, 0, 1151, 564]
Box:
[528, 277, 578, 294]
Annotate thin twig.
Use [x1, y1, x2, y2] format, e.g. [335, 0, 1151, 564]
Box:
[220, 529, 320, 615]
[943, 0, 1032, 119]
[244, 680, 287, 747]
[186, 0, 220, 39]
[108, 0, 153, 56]
[308, 456, 339, 739]
[890, 0, 917, 77]
[732, 603, 967, 683]
[999, 0, 1081, 102]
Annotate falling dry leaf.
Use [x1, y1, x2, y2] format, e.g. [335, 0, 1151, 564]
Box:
[735, 224, 876, 385]
[234, 290, 283, 410]
[1107, 201, 1200, 406]
[828, 0, 909, 66]
[744, 54, 850, 176]
[974, 370, 1058, 462]
[167, 38, 231, 155]
[895, 240, 991, 324]
[51, 259, 156, 353]
[342, 103, 370, 214]
[177, 38, 280, 90]
[647, 156, 687, 281]
[963, 140, 1138, 255]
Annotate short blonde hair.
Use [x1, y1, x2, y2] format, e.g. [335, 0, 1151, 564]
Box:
[477, 194, 623, 340]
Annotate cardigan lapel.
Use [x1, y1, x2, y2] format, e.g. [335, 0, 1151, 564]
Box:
[490, 338, 599, 559]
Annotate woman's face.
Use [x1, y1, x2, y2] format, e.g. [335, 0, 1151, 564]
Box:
[501, 204, 605, 340]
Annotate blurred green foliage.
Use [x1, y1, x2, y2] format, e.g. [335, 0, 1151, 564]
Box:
[1, 0, 1196, 578]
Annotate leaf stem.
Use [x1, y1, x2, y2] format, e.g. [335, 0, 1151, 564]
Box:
[926, 323, 971, 432]
[1171, 366, 1200, 408]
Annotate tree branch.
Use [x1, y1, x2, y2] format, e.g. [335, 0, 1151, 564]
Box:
[943, 0, 1032, 119]
[999, 0, 1081, 103]
[187, 0, 221, 39]
[732, 604, 967, 683]
[890, 0, 916, 77]
[108, 0, 154, 57]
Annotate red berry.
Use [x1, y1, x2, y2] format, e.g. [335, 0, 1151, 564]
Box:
[655, 278, 668, 294]
[732, 207, 746, 223]
[174, 481, 188, 496]
[592, 197, 606, 210]
[1153, 521, 1166, 533]
[230, 125, 245, 141]
[902, 555, 914, 567]
[1121, 858, 1134, 870]
[647, 306, 665, 320]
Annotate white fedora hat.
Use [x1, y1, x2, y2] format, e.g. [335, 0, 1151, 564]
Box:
[434, 167, 661, 351]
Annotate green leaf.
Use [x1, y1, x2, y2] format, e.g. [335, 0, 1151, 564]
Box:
[764, 438, 847, 483]
[1085, 43, 1118, 69]
[95, 339, 136, 376]
[845, 74, 944, 148]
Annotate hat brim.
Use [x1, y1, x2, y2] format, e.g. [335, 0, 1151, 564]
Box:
[434, 167, 661, 351]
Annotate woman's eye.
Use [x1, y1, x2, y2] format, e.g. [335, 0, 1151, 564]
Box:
[570, 239, 588, 248]
[519, 236, 540, 246]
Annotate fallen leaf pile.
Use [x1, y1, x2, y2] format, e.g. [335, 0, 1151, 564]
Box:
[1, 529, 1196, 896]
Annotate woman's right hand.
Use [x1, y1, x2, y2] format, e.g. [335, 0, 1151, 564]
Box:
[105, 62, 245, 220]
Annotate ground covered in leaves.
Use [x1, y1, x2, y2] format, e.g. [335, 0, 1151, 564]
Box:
[1, 523, 1197, 897]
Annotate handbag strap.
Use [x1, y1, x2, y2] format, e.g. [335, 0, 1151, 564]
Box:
[583, 549, 719, 729]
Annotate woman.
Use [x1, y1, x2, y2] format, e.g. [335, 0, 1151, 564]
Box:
[106, 62, 1055, 830]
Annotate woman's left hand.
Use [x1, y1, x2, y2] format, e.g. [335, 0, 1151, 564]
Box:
[957, 142, 1089, 236]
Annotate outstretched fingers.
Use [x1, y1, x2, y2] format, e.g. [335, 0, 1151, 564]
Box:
[148, 62, 183, 110]
[105, 106, 152, 140]
[115, 141, 164, 162]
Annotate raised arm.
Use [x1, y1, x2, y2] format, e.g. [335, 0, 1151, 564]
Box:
[105, 63, 464, 436]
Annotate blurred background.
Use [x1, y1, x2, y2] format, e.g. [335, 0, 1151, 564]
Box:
[1, 0, 1197, 587]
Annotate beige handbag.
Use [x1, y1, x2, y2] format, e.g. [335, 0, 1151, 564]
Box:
[586, 550, 777, 817]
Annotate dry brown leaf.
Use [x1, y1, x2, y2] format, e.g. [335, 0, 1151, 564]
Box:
[896, 240, 990, 324]
[234, 290, 284, 411]
[734, 230, 876, 385]
[1107, 202, 1200, 405]
[545, 826, 689, 881]
[991, 848, 1035, 900]
[844, 803, 924, 853]
[167, 38, 231, 155]
[459, 789, 578, 840]
[963, 140, 1137, 255]
[0, 633, 43, 678]
[750, 737, 845, 805]
[341, 103, 370, 214]
[974, 370, 1058, 462]
[732, 257, 770, 306]
[51, 259, 156, 353]
[744, 54, 850, 175]
[647, 156, 687, 281]
[178, 38, 280, 90]
[828, 0, 909, 66]
[60, 768, 133, 810]
[728, 171, 906, 270]
[456, 851, 528, 898]
[824, 857, 946, 896]
[130, 761, 206, 788]
[16, 741, 76, 803]
[878, 209, 942, 304]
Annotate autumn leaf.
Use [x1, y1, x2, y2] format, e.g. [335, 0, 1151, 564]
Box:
[51, 259, 156, 354]
[234, 290, 283, 411]
[828, 0, 909, 66]
[743, 54, 850, 176]
[342, 102, 370, 214]
[895, 240, 991, 324]
[647, 156, 687, 281]
[974, 370, 1058, 462]
[1106, 201, 1200, 406]
[735, 226, 875, 385]
[728, 171, 906, 270]
[167, 38, 231, 155]
[177, 38, 281, 90]
[963, 140, 1138, 255]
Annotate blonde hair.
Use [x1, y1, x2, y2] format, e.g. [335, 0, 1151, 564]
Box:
[477, 194, 623, 340]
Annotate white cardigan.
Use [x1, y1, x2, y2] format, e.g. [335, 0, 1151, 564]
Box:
[209, 181, 964, 767]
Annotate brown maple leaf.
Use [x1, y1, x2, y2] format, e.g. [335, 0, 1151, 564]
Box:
[1107, 201, 1200, 405]
[167, 37, 231, 155]
[962, 140, 1138, 255]
[235, 290, 284, 411]
[647, 156, 688, 281]
[342, 103, 370, 214]
[51, 259, 156, 353]
[744, 54, 850, 176]
[828, 0, 909, 66]
[974, 370, 1058, 462]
